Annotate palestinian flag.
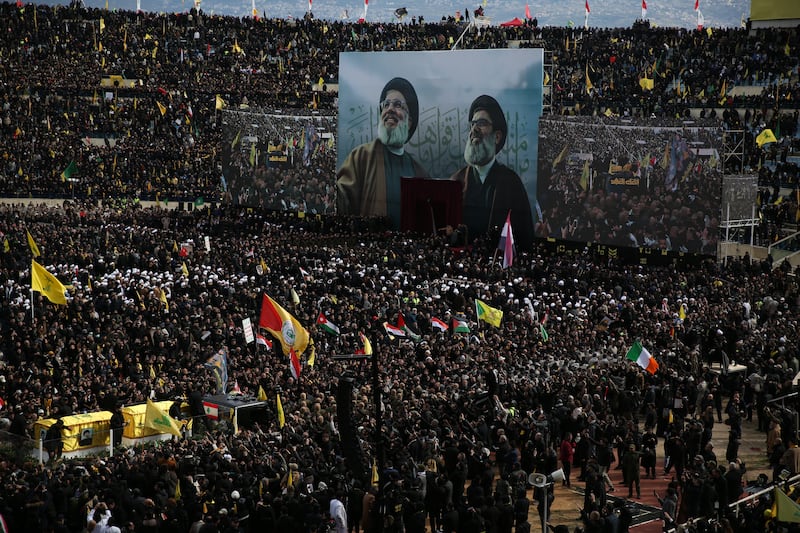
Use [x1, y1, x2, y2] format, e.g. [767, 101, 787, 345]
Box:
[316, 312, 340, 335]
[452, 317, 470, 333]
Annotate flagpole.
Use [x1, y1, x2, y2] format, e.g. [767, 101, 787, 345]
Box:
[371, 327, 385, 532]
[252, 317, 257, 360]
[31, 289, 34, 321]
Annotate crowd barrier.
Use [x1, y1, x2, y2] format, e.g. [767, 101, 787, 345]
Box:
[669, 474, 800, 533]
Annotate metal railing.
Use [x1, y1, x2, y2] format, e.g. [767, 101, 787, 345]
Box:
[766, 392, 800, 443]
[729, 473, 800, 517]
[672, 474, 800, 533]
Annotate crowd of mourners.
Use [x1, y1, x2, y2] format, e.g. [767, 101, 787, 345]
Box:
[0, 202, 798, 533]
[0, 2, 798, 206]
[0, 1, 799, 532]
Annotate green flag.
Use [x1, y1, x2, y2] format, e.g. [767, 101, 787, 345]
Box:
[776, 487, 800, 523]
[60, 160, 77, 182]
[145, 398, 182, 437]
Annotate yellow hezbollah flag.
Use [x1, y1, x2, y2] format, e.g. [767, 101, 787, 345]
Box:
[756, 129, 777, 147]
[159, 287, 169, 312]
[585, 64, 594, 94]
[157, 101, 167, 116]
[31, 260, 67, 305]
[307, 339, 316, 367]
[476, 299, 503, 327]
[276, 393, 285, 428]
[661, 141, 670, 169]
[359, 332, 373, 355]
[257, 385, 267, 401]
[26, 229, 41, 257]
[372, 459, 379, 484]
[215, 95, 226, 110]
[144, 398, 182, 437]
[580, 160, 590, 191]
[552, 144, 569, 169]
[775, 487, 800, 523]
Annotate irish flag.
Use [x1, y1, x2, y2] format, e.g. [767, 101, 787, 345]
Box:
[431, 317, 449, 332]
[626, 341, 658, 375]
[317, 312, 340, 335]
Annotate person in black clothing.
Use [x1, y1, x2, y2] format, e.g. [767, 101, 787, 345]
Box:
[10, 406, 27, 438]
[534, 482, 554, 533]
[110, 405, 125, 448]
[448, 95, 535, 249]
[614, 499, 633, 533]
[513, 488, 530, 529]
[188, 388, 210, 435]
[725, 460, 745, 503]
[348, 480, 364, 533]
[664, 433, 685, 479]
[640, 427, 658, 479]
[441, 501, 459, 533]
[44, 418, 64, 463]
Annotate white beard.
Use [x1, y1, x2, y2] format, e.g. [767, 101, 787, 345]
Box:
[464, 132, 496, 167]
[378, 118, 409, 149]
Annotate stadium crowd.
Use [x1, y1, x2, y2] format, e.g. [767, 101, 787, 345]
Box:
[0, 3, 798, 208]
[0, 2, 799, 532]
[536, 117, 724, 254]
[0, 202, 798, 533]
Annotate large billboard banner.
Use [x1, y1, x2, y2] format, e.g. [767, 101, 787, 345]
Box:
[536, 117, 723, 256]
[722, 175, 758, 221]
[336, 49, 544, 246]
[221, 110, 337, 214]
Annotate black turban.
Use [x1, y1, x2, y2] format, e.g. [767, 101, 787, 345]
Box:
[469, 94, 507, 152]
[380, 77, 419, 142]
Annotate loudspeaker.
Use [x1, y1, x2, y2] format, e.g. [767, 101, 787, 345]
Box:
[336, 375, 368, 484]
[529, 473, 548, 488]
[550, 468, 565, 483]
